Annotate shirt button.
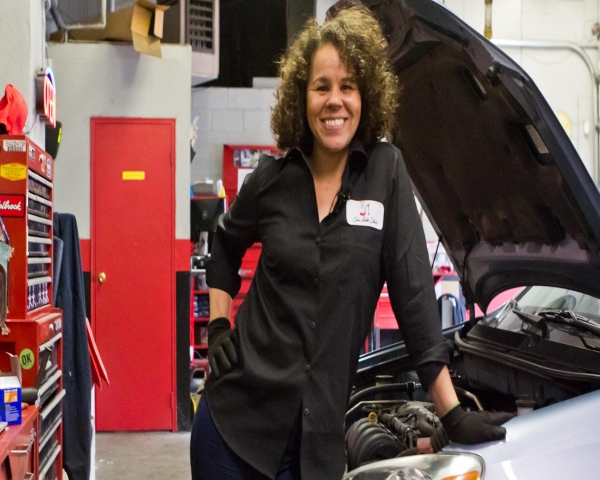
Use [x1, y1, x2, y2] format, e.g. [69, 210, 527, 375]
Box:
[305, 364, 311, 372]
[310, 321, 316, 329]
[304, 408, 310, 416]
[313, 278, 319, 286]
[315, 236, 321, 244]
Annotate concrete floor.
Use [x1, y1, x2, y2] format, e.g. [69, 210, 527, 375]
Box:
[95, 431, 192, 480]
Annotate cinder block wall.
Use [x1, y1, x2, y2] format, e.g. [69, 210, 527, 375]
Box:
[190, 87, 278, 184]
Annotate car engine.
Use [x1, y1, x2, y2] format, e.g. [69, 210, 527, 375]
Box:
[346, 399, 448, 470]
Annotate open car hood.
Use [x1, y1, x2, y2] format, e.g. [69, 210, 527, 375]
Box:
[366, 0, 600, 312]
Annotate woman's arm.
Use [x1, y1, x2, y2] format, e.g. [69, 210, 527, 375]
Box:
[206, 287, 238, 378]
[427, 366, 460, 416]
[209, 287, 232, 321]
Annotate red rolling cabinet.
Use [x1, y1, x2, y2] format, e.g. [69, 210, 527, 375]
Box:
[190, 263, 209, 353]
[0, 135, 64, 480]
[0, 313, 64, 480]
[0, 405, 38, 480]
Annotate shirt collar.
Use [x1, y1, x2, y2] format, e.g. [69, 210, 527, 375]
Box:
[284, 137, 368, 167]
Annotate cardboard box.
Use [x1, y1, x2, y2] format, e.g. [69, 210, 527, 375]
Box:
[50, 0, 170, 58]
[0, 354, 22, 425]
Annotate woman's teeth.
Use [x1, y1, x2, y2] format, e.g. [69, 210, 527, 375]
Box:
[324, 119, 344, 126]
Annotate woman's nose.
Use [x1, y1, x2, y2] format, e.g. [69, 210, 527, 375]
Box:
[326, 87, 342, 107]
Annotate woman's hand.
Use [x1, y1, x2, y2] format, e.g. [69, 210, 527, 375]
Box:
[440, 404, 513, 444]
[428, 366, 513, 446]
[207, 317, 239, 378]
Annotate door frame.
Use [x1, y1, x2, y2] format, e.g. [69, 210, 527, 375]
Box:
[90, 117, 177, 431]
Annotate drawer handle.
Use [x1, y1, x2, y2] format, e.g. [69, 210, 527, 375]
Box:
[10, 440, 33, 455]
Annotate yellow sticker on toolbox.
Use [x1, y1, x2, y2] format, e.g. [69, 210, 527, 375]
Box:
[0, 163, 27, 181]
[122, 171, 145, 180]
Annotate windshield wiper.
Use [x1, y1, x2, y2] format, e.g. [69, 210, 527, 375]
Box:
[512, 309, 549, 338]
[537, 309, 600, 337]
[512, 308, 600, 339]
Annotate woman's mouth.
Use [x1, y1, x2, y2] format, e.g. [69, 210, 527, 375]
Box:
[323, 118, 346, 127]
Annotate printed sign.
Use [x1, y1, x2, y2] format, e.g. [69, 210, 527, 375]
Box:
[19, 348, 34, 370]
[46, 158, 52, 179]
[2, 140, 26, 153]
[35, 67, 56, 127]
[0, 163, 27, 181]
[0, 195, 25, 217]
[346, 199, 384, 230]
[28, 146, 35, 160]
[122, 171, 145, 180]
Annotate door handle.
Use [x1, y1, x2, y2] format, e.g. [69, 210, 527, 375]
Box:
[98, 272, 106, 283]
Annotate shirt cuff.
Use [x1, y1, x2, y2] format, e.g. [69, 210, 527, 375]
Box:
[413, 339, 454, 390]
[206, 261, 241, 299]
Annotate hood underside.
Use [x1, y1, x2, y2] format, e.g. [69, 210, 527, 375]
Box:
[366, 0, 600, 311]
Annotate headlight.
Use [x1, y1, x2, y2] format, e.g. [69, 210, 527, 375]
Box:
[342, 453, 485, 480]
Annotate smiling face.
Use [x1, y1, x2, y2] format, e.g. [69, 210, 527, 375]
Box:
[306, 43, 362, 160]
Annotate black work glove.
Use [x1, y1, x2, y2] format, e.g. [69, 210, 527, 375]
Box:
[207, 317, 239, 379]
[440, 404, 514, 445]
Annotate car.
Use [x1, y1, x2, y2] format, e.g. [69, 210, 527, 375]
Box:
[341, 0, 600, 479]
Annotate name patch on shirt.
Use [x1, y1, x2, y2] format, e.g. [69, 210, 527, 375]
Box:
[346, 200, 384, 230]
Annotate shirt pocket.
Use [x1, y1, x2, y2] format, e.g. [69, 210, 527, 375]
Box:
[337, 225, 384, 305]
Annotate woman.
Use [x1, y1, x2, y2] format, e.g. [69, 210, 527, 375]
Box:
[191, 5, 511, 480]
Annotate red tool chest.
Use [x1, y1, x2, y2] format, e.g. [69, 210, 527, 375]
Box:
[0, 405, 37, 480]
[0, 135, 64, 480]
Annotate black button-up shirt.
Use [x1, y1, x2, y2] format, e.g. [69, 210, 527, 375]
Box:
[205, 140, 452, 479]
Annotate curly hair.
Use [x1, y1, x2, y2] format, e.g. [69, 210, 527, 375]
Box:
[271, 5, 399, 152]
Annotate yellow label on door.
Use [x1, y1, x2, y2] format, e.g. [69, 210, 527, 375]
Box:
[122, 171, 145, 180]
[0, 163, 27, 181]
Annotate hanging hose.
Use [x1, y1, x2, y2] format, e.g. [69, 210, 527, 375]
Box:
[347, 382, 420, 410]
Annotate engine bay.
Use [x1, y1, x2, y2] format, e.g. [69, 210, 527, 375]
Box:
[345, 309, 600, 472]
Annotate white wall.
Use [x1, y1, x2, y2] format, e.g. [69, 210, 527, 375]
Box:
[0, 0, 46, 146]
[190, 87, 278, 183]
[446, 0, 599, 181]
[47, 43, 192, 239]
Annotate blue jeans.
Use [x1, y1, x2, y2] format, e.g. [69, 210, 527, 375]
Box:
[190, 394, 302, 480]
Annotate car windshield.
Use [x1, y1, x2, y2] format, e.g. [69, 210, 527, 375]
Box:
[484, 286, 600, 350]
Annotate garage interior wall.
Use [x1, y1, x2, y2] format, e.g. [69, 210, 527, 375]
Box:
[191, 0, 600, 186]
[46, 42, 193, 433]
[0, 0, 46, 147]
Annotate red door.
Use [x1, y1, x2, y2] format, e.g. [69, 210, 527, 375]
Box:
[91, 118, 175, 431]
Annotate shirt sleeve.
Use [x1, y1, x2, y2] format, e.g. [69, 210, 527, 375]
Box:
[206, 159, 263, 298]
[382, 146, 453, 389]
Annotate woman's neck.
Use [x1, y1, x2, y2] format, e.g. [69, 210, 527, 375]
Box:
[309, 148, 349, 222]
[309, 148, 348, 180]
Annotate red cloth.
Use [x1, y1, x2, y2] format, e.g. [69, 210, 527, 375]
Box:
[0, 84, 28, 134]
